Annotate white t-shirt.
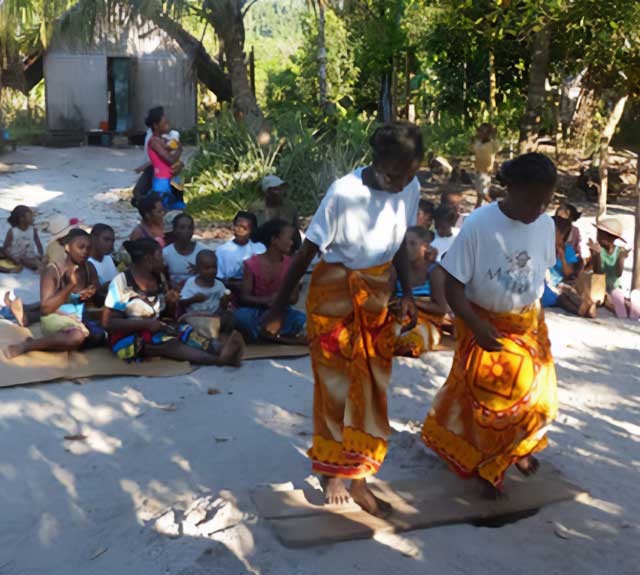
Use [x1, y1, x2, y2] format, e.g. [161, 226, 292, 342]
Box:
[440, 202, 555, 313]
[162, 242, 206, 285]
[216, 240, 266, 280]
[88, 255, 118, 286]
[180, 276, 227, 313]
[305, 168, 420, 269]
[431, 228, 460, 262]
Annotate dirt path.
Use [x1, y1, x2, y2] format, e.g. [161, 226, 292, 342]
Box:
[0, 146, 638, 575]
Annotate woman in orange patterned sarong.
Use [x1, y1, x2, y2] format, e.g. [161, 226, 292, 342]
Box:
[262, 122, 423, 517]
[422, 153, 559, 494]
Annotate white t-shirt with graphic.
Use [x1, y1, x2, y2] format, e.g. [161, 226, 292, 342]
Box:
[440, 202, 555, 313]
[180, 276, 228, 313]
[162, 242, 206, 285]
[88, 255, 118, 286]
[216, 240, 266, 280]
[305, 168, 420, 270]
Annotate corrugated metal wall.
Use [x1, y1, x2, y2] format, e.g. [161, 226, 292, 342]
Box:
[45, 18, 196, 133]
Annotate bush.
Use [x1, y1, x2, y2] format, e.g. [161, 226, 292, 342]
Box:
[184, 110, 375, 222]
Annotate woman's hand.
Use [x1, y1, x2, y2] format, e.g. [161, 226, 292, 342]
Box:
[165, 289, 181, 306]
[399, 295, 418, 333]
[77, 286, 96, 301]
[260, 305, 286, 336]
[472, 320, 503, 352]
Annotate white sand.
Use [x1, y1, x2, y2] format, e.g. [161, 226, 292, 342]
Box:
[0, 146, 638, 575]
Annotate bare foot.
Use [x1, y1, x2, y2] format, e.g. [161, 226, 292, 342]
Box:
[321, 476, 352, 506]
[350, 478, 392, 518]
[5, 339, 30, 359]
[218, 331, 245, 367]
[579, 299, 597, 318]
[4, 291, 26, 327]
[515, 455, 540, 477]
[479, 479, 506, 500]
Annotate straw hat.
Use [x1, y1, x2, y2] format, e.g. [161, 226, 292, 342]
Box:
[48, 214, 81, 240]
[594, 217, 626, 242]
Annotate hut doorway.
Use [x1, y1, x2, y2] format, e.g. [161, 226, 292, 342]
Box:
[107, 57, 133, 132]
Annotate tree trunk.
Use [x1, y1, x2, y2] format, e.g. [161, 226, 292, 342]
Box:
[207, 3, 264, 132]
[569, 89, 598, 152]
[317, 3, 328, 109]
[488, 49, 497, 118]
[150, 12, 231, 101]
[633, 156, 640, 291]
[518, 24, 551, 154]
[597, 95, 628, 220]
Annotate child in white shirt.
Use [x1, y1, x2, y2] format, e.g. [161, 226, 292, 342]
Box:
[162, 213, 206, 287]
[431, 204, 460, 262]
[180, 250, 229, 314]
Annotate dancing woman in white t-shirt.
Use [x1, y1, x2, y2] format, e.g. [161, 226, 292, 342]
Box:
[421, 153, 559, 496]
[262, 122, 422, 517]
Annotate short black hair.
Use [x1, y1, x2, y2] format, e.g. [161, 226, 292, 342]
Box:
[418, 199, 435, 216]
[123, 238, 161, 263]
[62, 228, 90, 245]
[440, 188, 462, 205]
[557, 202, 581, 222]
[370, 121, 424, 166]
[137, 193, 163, 219]
[258, 218, 292, 247]
[196, 249, 217, 266]
[91, 223, 114, 238]
[233, 211, 258, 229]
[145, 106, 165, 129]
[406, 225, 430, 242]
[498, 153, 557, 192]
[434, 205, 457, 226]
[172, 212, 194, 228]
[8, 205, 32, 227]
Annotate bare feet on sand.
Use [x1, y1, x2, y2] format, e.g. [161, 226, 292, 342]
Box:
[479, 479, 505, 500]
[5, 338, 31, 359]
[218, 331, 245, 367]
[4, 291, 26, 327]
[321, 476, 352, 506]
[515, 455, 540, 476]
[350, 478, 392, 518]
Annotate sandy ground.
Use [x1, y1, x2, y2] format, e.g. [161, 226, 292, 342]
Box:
[0, 146, 638, 575]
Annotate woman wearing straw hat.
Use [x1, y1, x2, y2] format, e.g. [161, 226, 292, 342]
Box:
[45, 214, 81, 267]
[588, 217, 636, 319]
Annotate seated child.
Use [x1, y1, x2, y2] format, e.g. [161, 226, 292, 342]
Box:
[417, 199, 435, 230]
[234, 219, 306, 344]
[391, 226, 447, 357]
[89, 223, 118, 304]
[556, 202, 582, 258]
[102, 238, 244, 366]
[541, 215, 594, 317]
[5, 229, 105, 358]
[431, 205, 460, 262]
[162, 213, 206, 287]
[45, 214, 81, 267]
[3, 205, 43, 271]
[216, 211, 266, 294]
[588, 217, 634, 319]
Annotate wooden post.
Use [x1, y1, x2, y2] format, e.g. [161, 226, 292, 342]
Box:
[318, 3, 327, 109]
[404, 51, 410, 120]
[633, 154, 640, 291]
[489, 49, 497, 118]
[249, 46, 256, 97]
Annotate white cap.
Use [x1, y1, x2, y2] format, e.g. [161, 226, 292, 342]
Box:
[261, 175, 285, 193]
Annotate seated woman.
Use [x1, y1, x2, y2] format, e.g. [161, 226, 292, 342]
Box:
[541, 215, 594, 317]
[102, 238, 244, 366]
[145, 107, 185, 211]
[234, 219, 306, 344]
[130, 193, 167, 249]
[391, 226, 448, 357]
[6, 229, 104, 358]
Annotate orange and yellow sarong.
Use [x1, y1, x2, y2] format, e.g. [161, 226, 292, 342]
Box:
[393, 304, 442, 357]
[421, 303, 557, 487]
[306, 260, 397, 479]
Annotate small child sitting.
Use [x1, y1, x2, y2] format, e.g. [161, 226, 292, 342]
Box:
[431, 205, 459, 262]
[541, 215, 594, 317]
[556, 202, 582, 257]
[588, 217, 636, 319]
[3, 205, 43, 271]
[417, 199, 435, 230]
[234, 219, 306, 344]
[180, 250, 230, 315]
[391, 226, 447, 357]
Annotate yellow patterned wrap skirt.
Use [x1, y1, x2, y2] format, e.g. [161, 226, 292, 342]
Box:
[393, 304, 442, 357]
[421, 303, 557, 487]
[306, 260, 397, 479]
